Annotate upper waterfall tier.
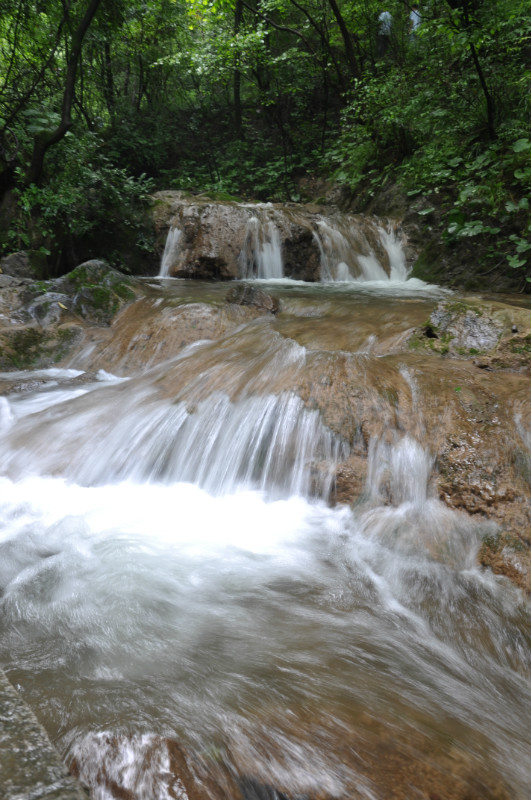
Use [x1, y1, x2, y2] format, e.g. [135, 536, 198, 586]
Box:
[155, 193, 410, 282]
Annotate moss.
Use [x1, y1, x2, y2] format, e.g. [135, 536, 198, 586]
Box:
[57, 263, 136, 323]
[509, 334, 531, 354]
[380, 387, 399, 405]
[408, 329, 452, 354]
[479, 530, 527, 559]
[443, 299, 483, 316]
[0, 324, 82, 370]
[408, 335, 423, 351]
[53, 327, 80, 362]
[202, 190, 239, 202]
[2, 328, 48, 369]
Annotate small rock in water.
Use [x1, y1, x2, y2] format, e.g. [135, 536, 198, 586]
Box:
[225, 284, 280, 314]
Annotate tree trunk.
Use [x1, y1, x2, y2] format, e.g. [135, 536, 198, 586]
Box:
[25, 0, 104, 187]
[234, 0, 244, 138]
[326, 0, 359, 80]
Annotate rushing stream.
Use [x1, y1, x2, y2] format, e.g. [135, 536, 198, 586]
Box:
[0, 242, 530, 798]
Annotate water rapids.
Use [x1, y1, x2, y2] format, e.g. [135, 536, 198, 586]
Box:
[0, 279, 529, 800]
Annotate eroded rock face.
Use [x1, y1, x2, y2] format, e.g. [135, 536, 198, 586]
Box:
[152, 191, 407, 282]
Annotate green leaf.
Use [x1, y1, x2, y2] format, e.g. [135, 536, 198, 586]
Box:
[507, 255, 527, 268]
[513, 139, 531, 153]
[417, 207, 435, 216]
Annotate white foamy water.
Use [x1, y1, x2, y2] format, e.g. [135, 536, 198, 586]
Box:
[239, 217, 284, 279]
[0, 459, 529, 796]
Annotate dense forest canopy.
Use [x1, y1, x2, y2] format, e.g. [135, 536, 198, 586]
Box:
[0, 0, 529, 283]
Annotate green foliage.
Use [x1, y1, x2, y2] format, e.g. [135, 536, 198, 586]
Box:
[0, 0, 529, 286]
[4, 130, 154, 267]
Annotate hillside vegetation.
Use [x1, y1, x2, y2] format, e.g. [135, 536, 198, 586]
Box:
[0, 0, 529, 288]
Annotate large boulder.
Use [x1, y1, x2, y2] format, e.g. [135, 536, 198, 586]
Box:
[153, 193, 324, 281]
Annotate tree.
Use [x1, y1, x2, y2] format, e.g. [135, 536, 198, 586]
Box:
[26, 0, 105, 186]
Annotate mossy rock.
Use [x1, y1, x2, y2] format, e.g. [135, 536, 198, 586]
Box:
[0, 325, 82, 370]
[409, 297, 531, 368]
[42, 260, 137, 325]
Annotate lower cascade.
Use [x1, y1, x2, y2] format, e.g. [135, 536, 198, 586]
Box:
[0, 269, 530, 800]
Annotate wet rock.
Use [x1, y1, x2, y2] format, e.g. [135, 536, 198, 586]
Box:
[0, 669, 88, 799]
[27, 292, 73, 326]
[410, 297, 531, 370]
[69, 733, 239, 800]
[152, 193, 324, 281]
[238, 776, 305, 800]
[282, 226, 321, 281]
[0, 325, 83, 370]
[0, 250, 34, 279]
[0, 260, 138, 371]
[227, 710, 514, 800]
[0, 274, 19, 288]
[68, 299, 264, 375]
[478, 532, 531, 592]
[52, 260, 137, 324]
[176, 256, 234, 280]
[430, 303, 502, 352]
[226, 284, 280, 314]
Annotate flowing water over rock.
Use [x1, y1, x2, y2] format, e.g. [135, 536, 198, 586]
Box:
[0, 237, 530, 799]
[153, 193, 409, 282]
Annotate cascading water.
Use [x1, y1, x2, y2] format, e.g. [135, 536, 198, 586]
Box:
[314, 217, 400, 281]
[0, 276, 529, 800]
[238, 216, 284, 280]
[158, 198, 410, 283]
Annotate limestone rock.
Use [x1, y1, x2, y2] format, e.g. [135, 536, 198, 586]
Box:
[152, 193, 324, 281]
[410, 297, 531, 370]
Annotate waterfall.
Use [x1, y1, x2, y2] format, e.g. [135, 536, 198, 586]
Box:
[380, 227, 409, 281]
[158, 200, 411, 282]
[366, 434, 434, 508]
[159, 226, 181, 277]
[314, 217, 407, 282]
[238, 216, 284, 280]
